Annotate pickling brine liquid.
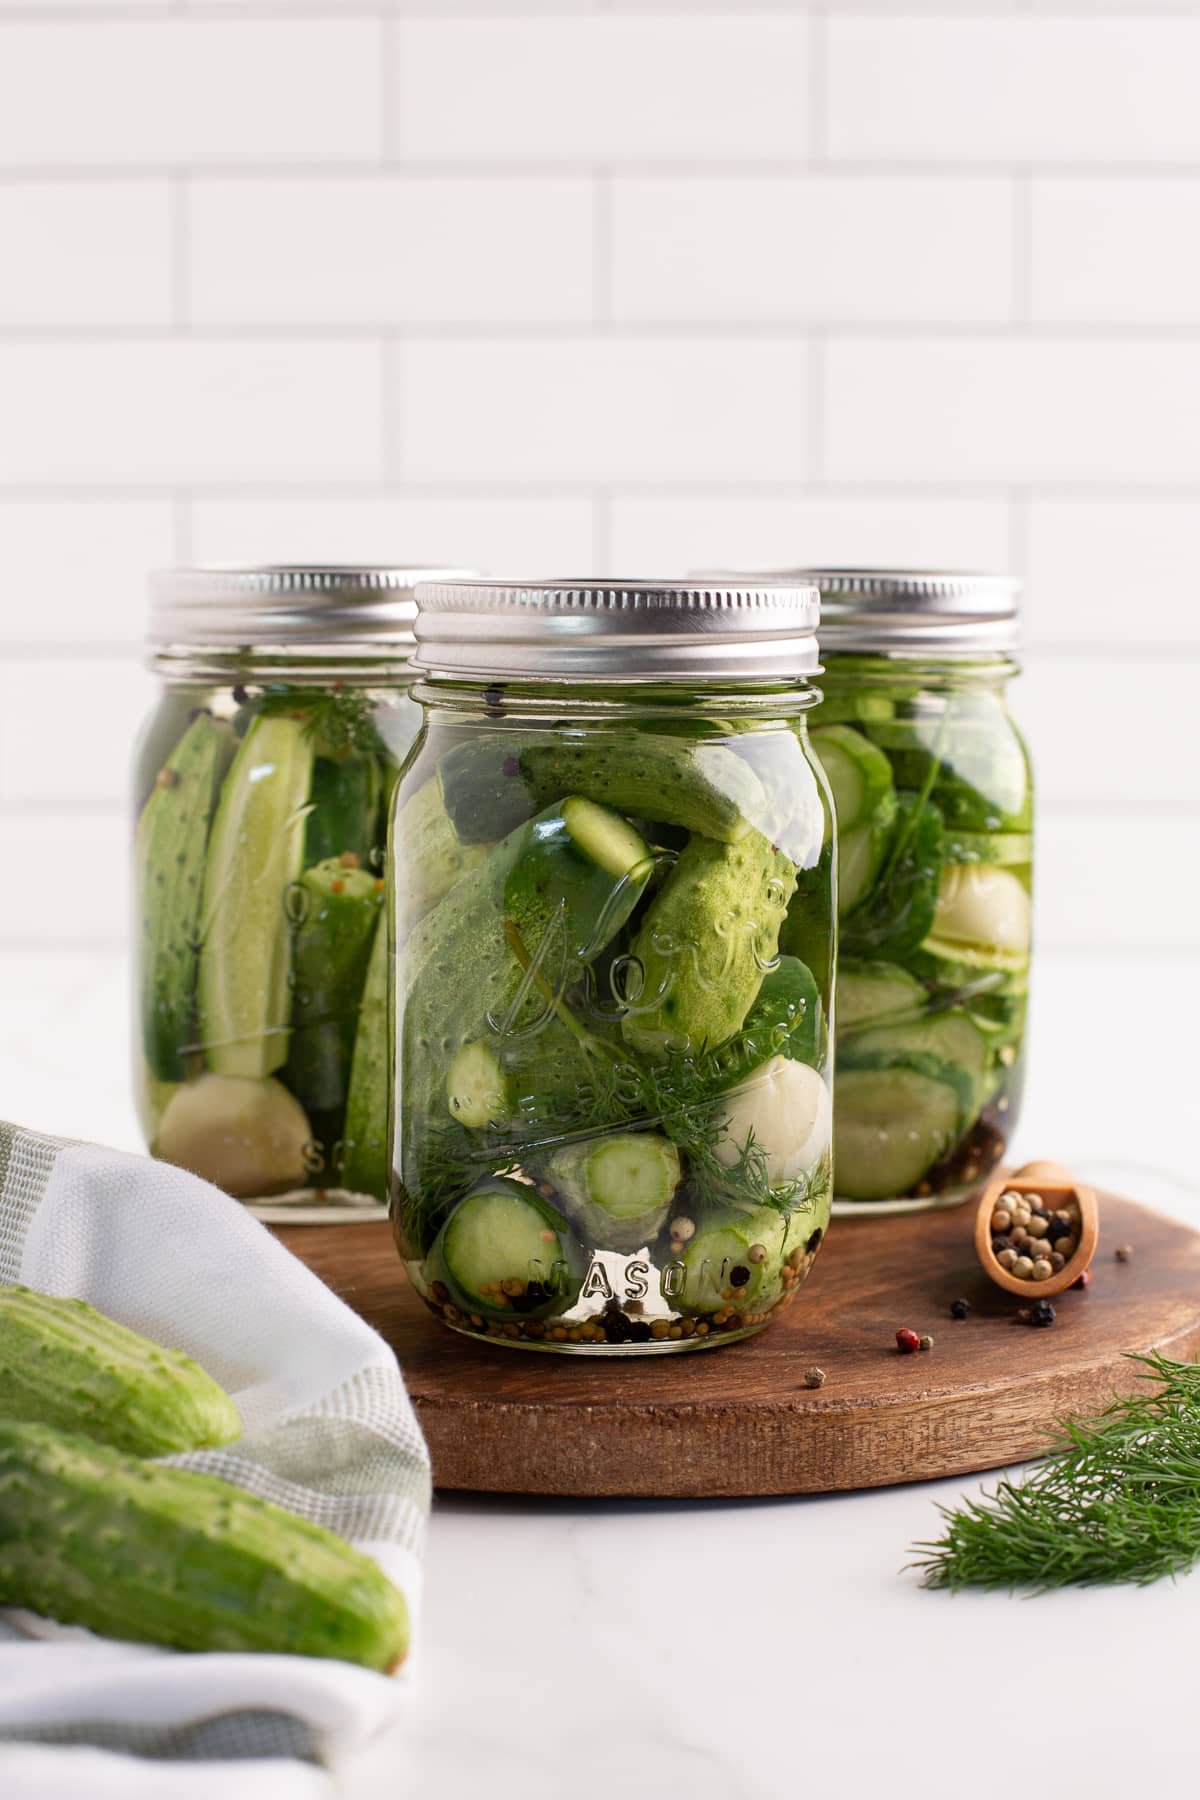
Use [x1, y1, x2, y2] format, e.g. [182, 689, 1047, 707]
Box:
[815, 656, 1032, 1211]
[133, 670, 420, 1220]
[390, 686, 836, 1352]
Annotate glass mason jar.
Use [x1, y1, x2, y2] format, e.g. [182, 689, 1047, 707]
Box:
[133, 565, 467, 1223]
[795, 570, 1032, 1211]
[390, 578, 835, 1354]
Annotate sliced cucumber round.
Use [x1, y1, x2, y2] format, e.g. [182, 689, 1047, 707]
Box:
[428, 1179, 583, 1322]
[836, 961, 925, 1033]
[545, 1130, 680, 1254]
[846, 1010, 990, 1085]
[810, 725, 894, 832]
[675, 1203, 788, 1317]
[833, 1066, 962, 1203]
[838, 806, 894, 916]
[446, 1040, 510, 1130]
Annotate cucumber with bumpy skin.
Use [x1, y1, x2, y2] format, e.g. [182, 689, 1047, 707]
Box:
[545, 1131, 681, 1255]
[0, 1286, 240, 1456]
[438, 732, 766, 845]
[394, 772, 492, 930]
[428, 1178, 583, 1321]
[284, 857, 383, 1121]
[136, 712, 233, 1081]
[198, 714, 314, 1078]
[0, 1420, 408, 1671]
[621, 830, 797, 1059]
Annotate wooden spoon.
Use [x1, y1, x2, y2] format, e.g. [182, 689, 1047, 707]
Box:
[974, 1159, 1099, 1299]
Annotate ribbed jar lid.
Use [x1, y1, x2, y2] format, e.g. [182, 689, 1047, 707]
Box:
[412, 578, 821, 682]
[743, 569, 1021, 656]
[148, 565, 474, 649]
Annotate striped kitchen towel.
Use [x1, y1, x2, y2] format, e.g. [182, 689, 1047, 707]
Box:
[0, 1121, 430, 1798]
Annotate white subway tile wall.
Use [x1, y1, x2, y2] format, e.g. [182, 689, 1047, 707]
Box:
[0, 4, 1196, 955]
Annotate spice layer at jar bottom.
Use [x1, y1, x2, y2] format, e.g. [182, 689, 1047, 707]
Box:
[134, 677, 420, 1218]
[390, 695, 836, 1352]
[813, 656, 1032, 1212]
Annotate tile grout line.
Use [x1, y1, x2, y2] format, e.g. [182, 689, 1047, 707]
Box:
[592, 168, 612, 327]
[168, 168, 190, 331]
[807, 7, 827, 167]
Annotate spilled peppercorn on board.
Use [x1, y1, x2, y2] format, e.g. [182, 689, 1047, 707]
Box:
[276, 1187, 1200, 1498]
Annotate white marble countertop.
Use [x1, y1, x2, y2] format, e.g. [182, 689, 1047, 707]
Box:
[3, 947, 1197, 1800]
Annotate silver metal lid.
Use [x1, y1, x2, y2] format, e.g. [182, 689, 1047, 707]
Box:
[412, 578, 821, 682]
[148, 565, 473, 650]
[728, 568, 1021, 656]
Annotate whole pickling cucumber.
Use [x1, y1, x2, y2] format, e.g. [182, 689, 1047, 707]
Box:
[136, 712, 233, 1082]
[621, 830, 797, 1058]
[198, 714, 314, 1079]
[0, 1286, 240, 1457]
[0, 1421, 408, 1672]
[437, 732, 766, 845]
[284, 855, 383, 1122]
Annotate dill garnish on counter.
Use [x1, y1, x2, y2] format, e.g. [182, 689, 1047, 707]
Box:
[914, 1354, 1200, 1590]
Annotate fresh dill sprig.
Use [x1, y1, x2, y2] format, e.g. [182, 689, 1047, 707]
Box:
[252, 685, 385, 758]
[912, 1354, 1200, 1592]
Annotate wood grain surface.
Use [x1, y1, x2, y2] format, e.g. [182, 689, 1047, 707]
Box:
[274, 1190, 1200, 1498]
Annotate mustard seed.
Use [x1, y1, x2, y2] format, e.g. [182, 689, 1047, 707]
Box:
[1116, 1245, 1134, 1263]
[803, 1366, 826, 1389]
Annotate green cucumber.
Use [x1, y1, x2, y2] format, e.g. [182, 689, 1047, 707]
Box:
[304, 753, 382, 866]
[740, 954, 824, 1069]
[836, 961, 926, 1033]
[838, 799, 896, 916]
[198, 714, 315, 1078]
[136, 712, 233, 1081]
[674, 1204, 788, 1317]
[446, 1039, 509, 1130]
[0, 1420, 408, 1671]
[284, 857, 383, 1122]
[837, 1045, 976, 1124]
[846, 1010, 990, 1087]
[438, 732, 766, 846]
[0, 1286, 240, 1457]
[810, 724, 894, 832]
[340, 914, 390, 1200]
[833, 1065, 963, 1203]
[394, 772, 493, 930]
[428, 1178, 583, 1321]
[920, 935, 1029, 976]
[778, 843, 836, 993]
[154, 1072, 313, 1200]
[621, 830, 797, 1059]
[545, 1131, 681, 1254]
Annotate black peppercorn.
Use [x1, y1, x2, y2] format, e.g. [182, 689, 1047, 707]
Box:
[950, 1298, 971, 1320]
[807, 1227, 824, 1253]
[1031, 1300, 1056, 1328]
[729, 1264, 751, 1287]
[1047, 1216, 1073, 1243]
[991, 1234, 1013, 1255]
[628, 1319, 652, 1343]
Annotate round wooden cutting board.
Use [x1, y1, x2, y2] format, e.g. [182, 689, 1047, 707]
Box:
[275, 1190, 1200, 1498]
